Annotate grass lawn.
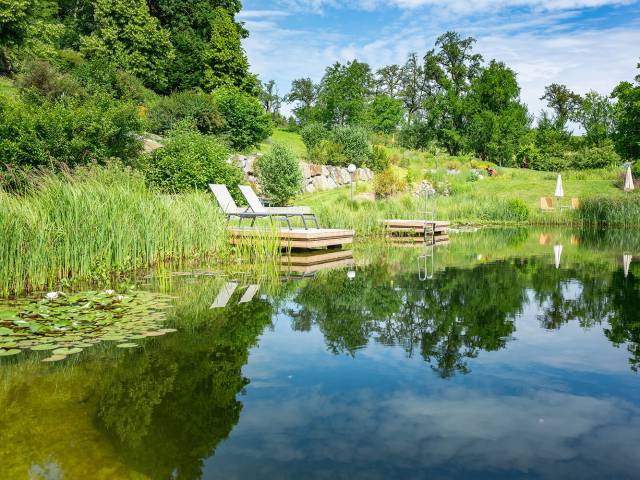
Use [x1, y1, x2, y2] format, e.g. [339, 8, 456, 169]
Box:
[258, 128, 308, 159]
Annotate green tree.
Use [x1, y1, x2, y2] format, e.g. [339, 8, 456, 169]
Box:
[285, 77, 318, 125]
[611, 66, 640, 160]
[255, 143, 303, 205]
[147, 0, 252, 92]
[315, 60, 373, 126]
[258, 79, 281, 114]
[366, 94, 404, 134]
[574, 90, 615, 147]
[203, 7, 256, 93]
[540, 83, 582, 130]
[375, 64, 403, 97]
[80, 0, 174, 91]
[212, 87, 272, 150]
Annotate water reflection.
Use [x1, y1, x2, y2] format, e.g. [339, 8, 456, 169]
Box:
[1, 228, 640, 479]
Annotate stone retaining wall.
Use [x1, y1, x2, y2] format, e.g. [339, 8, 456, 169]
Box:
[232, 154, 374, 193]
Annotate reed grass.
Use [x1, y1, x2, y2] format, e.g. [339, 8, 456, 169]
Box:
[0, 164, 231, 295]
[578, 195, 640, 227]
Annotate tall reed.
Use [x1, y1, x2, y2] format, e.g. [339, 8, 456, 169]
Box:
[578, 195, 640, 227]
[0, 165, 229, 295]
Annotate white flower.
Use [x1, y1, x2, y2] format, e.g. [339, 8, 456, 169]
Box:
[46, 291, 60, 300]
[104, 289, 115, 295]
[115, 295, 124, 302]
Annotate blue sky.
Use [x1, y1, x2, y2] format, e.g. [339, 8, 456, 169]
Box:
[239, 0, 640, 117]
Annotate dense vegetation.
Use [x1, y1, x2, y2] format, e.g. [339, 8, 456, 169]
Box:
[284, 32, 640, 172]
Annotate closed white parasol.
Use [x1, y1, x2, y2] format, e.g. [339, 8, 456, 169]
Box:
[623, 254, 632, 278]
[555, 174, 564, 199]
[624, 166, 635, 192]
[554, 244, 563, 269]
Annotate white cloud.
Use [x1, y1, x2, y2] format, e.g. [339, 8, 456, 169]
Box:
[242, 3, 640, 118]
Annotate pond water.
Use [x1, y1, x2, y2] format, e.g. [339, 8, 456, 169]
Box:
[1, 228, 640, 479]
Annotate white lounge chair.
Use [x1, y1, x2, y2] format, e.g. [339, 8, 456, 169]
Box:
[239, 284, 259, 303]
[208, 184, 293, 229]
[238, 185, 320, 229]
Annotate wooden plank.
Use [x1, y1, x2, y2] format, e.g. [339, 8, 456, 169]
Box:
[282, 250, 354, 266]
[230, 236, 353, 249]
[228, 227, 354, 240]
[383, 220, 450, 228]
[281, 257, 355, 274]
[387, 235, 449, 243]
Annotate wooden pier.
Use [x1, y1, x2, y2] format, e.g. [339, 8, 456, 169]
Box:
[229, 227, 355, 249]
[383, 220, 449, 243]
[281, 249, 355, 274]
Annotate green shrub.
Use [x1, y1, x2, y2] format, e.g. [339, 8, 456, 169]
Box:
[143, 129, 243, 196]
[369, 145, 391, 173]
[570, 142, 621, 169]
[17, 59, 82, 99]
[311, 140, 348, 167]
[632, 162, 640, 178]
[300, 122, 328, 159]
[0, 92, 142, 169]
[445, 160, 461, 170]
[147, 91, 222, 134]
[211, 87, 272, 150]
[255, 143, 303, 206]
[528, 154, 570, 172]
[516, 143, 541, 169]
[70, 60, 157, 103]
[504, 198, 530, 222]
[373, 168, 407, 198]
[330, 125, 370, 167]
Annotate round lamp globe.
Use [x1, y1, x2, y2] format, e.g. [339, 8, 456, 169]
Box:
[347, 164, 357, 174]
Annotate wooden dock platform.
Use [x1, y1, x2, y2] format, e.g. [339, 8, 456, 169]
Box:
[383, 220, 449, 242]
[281, 250, 355, 274]
[229, 227, 355, 249]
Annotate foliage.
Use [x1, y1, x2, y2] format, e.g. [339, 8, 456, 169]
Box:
[574, 91, 615, 147]
[329, 125, 371, 166]
[285, 77, 318, 125]
[143, 129, 242, 195]
[373, 168, 406, 198]
[314, 60, 373, 126]
[258, 79, 281, 114]
[578, 196, 640, 226]
[80, 0, 175, 91]
[0, 90, 143, 170]
[211, 87, 272, 150]
[612, 74, 640, 160]
[398, 121, 433, 150]
[570, 141, 621, 170]
[147, 91, 222, 134]
[255, 142, 303, 206]
[540, 83, 582, 130]
[516, 143, 541, 169]
[369, 145, 391, 173]
[366, 94, 403, 134]
[300, 122, 328, 159]
[632, 162, 640, 179]
[310, 140, 347, 167]
[0, 164, 229, 295]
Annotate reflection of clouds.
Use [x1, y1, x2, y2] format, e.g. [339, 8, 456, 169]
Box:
[212, 386, 640, 479]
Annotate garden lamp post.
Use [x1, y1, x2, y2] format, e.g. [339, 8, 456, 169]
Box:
[348, 164, 357, 201]
[347, 270, 356, 280]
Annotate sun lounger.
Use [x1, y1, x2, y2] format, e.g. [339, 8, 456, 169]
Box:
[211, 282, 238, 308]
[239, 284, 259, 303]
[238, 185, 320, 229]
[209, 184, 293, 229]
[540, 197, 554, 212]
[571, 198, 580, 210]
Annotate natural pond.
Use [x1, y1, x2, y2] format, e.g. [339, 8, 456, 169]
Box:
[1, 227, 640, 479]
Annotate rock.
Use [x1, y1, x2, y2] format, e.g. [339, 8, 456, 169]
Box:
[309, 163, 323, 177]
[321, 165, 330, 177]
[356, 168, 370, 181]
[312, 176, 330, 190]
[338, 169, 351, 185]
[304, 182, 315, 193]
[355, 192, 375, 202]
[300, 162, 311, 179]
[138, 135, 163, 153]
[326, 176, 338, 189]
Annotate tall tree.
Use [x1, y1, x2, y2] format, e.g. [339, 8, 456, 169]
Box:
[375, 64, 403, 98]
[80, 0, 174, 91]
[540, 83, 582, 130]
[315, 60, 373, 126]
[366, 94, 404, 134]
[399, 53, 428, 123]
[285, 77, 318, 125]
[258, 79, 281, 114]
[147, 0, 252, 92]
[611, 66, 640, 160]
[574, 90, 615, 147]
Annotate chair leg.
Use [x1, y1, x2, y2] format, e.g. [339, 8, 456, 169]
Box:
[301, 215, 308, 230]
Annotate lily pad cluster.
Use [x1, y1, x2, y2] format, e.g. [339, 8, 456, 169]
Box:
[0, 290, 176, 362]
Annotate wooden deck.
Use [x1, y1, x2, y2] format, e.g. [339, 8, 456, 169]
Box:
[281, 249, 354, 275]
[229, 227, 354, 249]
[384, 220, 450, 242]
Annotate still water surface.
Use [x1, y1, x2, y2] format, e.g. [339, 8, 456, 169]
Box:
[1, 228, 639, 479]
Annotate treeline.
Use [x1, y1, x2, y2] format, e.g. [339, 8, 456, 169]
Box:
[282, 32, 640, 170]
[0, 0, 280, 193]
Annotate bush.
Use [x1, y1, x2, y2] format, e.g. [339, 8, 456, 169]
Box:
[17, 59, 82, 99]
[70, 60, 157, 103]
[143, 129, 243, 196]
[373, 168, 407, 198]
[632, 162, 640, 179]
[311, 140, 347, 166]
[0, 92, 143, 169]
[255, 143, 303, 206]
[369, 145, 391, 173]
[300, 122, 328, 159]
[147, 91, 222, 134]
[570, 142, 621, 169]
[504, 199, 530, 222]
[330, 125, 370, 167]
[516, 143, 541, 169]
[211, 87, 272, 150]
[445, 160, 461, 170]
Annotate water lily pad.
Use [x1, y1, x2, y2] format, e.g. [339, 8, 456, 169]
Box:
[0, 342, 18, 348]
[0, 349, 21, 356]
[31, 344, 58, 351]
[116, 343, 139, 348]
[0, 327, 14, 335]
[52, 347, 82, 355]
[142, 331, 166, 337]
[159, 328, 177, 333]
[127, 334, 148, 340]
[42, 354, 67, 362]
